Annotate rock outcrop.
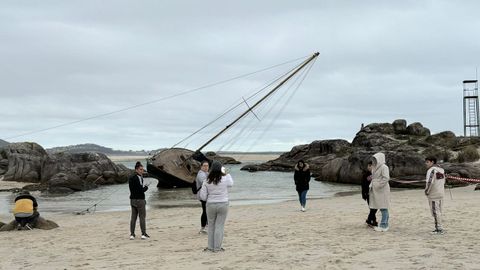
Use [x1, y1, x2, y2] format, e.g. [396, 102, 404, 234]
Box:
[242, 119, 480, 188]
[205, 152, 241, 165]
[0, 142, 131, 193]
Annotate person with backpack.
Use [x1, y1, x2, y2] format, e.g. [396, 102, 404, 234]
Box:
[294, 160, 311, 212]
[194, 160, 209, 234]
[199, 161, 233, 252]
[425, 156, 446, 235]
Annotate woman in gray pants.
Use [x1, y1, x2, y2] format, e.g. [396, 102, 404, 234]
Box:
[199, 161, 234, 252]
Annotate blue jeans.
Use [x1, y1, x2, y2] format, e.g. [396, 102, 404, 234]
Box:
[379, 209, 389, 228]
[297, 190, 308, 207]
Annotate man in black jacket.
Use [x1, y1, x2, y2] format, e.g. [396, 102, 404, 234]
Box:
[129, 161, 149, 240]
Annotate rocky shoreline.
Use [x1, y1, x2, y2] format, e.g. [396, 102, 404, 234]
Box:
[0, 143, 241, 194]
[242, 119, 480, 189]
[0, 142, 131, 193]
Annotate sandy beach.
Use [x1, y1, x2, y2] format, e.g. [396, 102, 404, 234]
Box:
[0, 185, 478, 270]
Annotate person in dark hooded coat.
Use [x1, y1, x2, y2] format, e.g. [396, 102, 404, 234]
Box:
[294, 160, 311, 212]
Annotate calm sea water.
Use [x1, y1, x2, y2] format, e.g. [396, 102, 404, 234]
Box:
[0, 158, 360, 215]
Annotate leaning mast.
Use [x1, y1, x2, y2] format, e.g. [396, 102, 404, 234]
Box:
[196, 52, 319, 152]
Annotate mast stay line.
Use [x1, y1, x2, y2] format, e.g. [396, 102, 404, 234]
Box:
[195, 52, 320, 153]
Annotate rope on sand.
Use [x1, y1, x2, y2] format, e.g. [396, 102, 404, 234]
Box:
[445, 175, 480, 184]
[390, 175, 480, 185]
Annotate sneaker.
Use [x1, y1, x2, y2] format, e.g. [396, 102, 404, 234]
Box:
[301, 207, 306, 212]
[214, 247, 225, 252]
[366, 220, 378, 227]
[374, 226, 389, 232]
[16, 223, 22, 231]
[199, 227, 207, 234]
[129, 235, 135, 240]
[141, 234, 150, 240]
[25, 223, 33, 230]
[431, 230, 444, 235]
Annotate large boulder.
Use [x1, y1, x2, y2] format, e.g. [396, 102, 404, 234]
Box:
[205, 152, 241, 165]
[0, 143, 131, 193]
[317, 150, 425, 185]
[0, 142, 48, 182]
[406, 122, 431, 136]
[351, 132, 402, 150]
[360, 123, 395, 135]
[243, 120, 480, 188]
[426, 131, 457, 148]
[42, 152, 130, 193]
[392, 119, 407, 134]
[243, 140, 351, 174]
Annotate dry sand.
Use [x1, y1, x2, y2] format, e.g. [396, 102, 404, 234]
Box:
[0, 186, 479, 270]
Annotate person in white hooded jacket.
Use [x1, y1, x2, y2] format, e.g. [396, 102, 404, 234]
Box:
[199, 161, 233, 252]
[424, 156, 446, 235]
[369, 152, 391, 232]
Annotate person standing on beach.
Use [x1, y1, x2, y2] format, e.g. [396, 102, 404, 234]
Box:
[196, 160, 209, 234]
[129, 161, 150, 240]
[361, 161, 377, 227]
[369, 153, 391, 232]
[294, 160, 311, 212]
[199, 161, 233, 252]
[424, 156, 445, 235]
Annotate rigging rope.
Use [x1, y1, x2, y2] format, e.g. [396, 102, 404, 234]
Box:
[219, 58, 317, 154]
[216, 61, 312, 152]
[171, 69, 289, 148]
[74, 184, 125, 215]
[4, 54, 310, 141]
[243, 57, 318, 153]
[170, 58, 306, 149]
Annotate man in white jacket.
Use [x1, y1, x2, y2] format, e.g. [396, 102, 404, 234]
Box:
[425, 156, 446, 235]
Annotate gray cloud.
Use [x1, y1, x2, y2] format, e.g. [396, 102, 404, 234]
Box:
[1, 1, 479, 151]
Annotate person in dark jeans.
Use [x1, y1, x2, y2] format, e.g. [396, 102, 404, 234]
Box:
[294, 160, 311, 212]
[362, 161, 378, 227]
[129, 161, 150, 240]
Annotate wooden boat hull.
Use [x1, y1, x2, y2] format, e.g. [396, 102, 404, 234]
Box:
[146, 148, 205, 188]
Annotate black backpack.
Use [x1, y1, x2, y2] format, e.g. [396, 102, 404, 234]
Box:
[191, 181, 201, 194]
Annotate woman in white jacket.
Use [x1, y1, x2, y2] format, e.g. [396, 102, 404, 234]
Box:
[369, 152, 391, 232]
[199, 161, 233, 252]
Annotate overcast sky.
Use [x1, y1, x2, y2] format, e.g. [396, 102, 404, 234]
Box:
[1, 1, 479, 152]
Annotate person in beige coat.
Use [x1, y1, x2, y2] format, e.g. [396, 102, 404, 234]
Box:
[368, 152, 391, 232]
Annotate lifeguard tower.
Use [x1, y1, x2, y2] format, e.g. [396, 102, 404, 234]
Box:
[463, 80, 479, 136]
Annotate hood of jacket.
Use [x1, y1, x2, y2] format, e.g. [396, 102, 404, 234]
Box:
[295, 163, 310, 171]
[373, 152, 386, 169]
